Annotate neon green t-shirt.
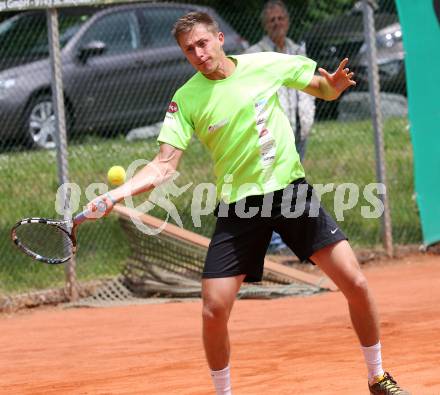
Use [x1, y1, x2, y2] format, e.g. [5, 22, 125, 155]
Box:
[157, 52, 316, 203]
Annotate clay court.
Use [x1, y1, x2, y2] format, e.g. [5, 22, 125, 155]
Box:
[1, 253, 439, 395]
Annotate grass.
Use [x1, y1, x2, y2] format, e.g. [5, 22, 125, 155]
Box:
[0, 117, 421, 294]
[305, 116, 421, 247]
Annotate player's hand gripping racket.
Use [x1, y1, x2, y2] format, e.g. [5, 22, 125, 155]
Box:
[11, 199, 110, 265]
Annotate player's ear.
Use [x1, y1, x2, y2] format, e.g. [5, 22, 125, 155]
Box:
[218, 31, 225, 45]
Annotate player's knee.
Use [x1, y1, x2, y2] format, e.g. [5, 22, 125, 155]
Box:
[202, 299, 229, 325]
[345, 272, 370, 302]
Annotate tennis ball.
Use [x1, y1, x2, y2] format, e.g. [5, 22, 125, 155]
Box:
[107, 165, 126, 186]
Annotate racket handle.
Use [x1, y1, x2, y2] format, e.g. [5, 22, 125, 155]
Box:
[74, 209, 91, 225]
[74, 200, 107, 225]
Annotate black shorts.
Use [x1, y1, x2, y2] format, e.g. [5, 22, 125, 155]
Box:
[203, 179, 347, 283]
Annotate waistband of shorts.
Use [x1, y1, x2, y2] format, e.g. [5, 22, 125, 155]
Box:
[214, 178, 307, 217]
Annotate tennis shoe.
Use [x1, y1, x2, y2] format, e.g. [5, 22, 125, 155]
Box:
[368, 372, 410, 394]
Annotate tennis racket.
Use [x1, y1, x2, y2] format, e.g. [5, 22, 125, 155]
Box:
[11, 200, 108, 265]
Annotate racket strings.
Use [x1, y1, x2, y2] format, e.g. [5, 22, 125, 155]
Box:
[15, 222, 73, 260]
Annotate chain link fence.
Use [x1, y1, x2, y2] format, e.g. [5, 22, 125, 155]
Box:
[0, 0, 420, 301]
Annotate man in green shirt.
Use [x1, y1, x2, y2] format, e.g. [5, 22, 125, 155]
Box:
[89, 11, 410, 395]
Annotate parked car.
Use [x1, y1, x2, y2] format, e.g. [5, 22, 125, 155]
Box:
[353, 21, 405, 95]
[0, 3, 246, 149]
[301, 1, 404, 119]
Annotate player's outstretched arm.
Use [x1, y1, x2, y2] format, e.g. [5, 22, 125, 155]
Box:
[302, 58, 356, 101]
[87, 143, 184, 218]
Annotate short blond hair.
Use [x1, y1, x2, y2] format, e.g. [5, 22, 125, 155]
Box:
[172, 11, 219, 43]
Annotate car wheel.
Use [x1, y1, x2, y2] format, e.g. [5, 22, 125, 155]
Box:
[25, 95, 71, 149]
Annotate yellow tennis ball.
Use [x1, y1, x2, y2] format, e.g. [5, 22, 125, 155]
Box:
[107, 165, 126, 186]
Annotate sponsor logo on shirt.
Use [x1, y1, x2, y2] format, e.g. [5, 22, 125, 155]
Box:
[168, 101, 179, 113]
[259, 128, 269, 138]
[164, 112, 176, 126]
[208, 118, 229, 133]
[263, 155, 275, 165]
[254, 97, 276, 168]
[261, 140, 275, 154]
[255, 98, 268, 113]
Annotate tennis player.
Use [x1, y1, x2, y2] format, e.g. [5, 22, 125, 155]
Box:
[89, 11, 410, 395]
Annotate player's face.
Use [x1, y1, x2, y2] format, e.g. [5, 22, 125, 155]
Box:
[178, 24, 226, 76]
[264, 5, 289, 43]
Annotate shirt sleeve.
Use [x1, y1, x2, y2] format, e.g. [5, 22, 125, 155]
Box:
[157, 91, 194, 150]
[266, 52, 316, 90]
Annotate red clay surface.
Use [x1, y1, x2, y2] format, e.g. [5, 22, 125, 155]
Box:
[1, 253, 439, 395]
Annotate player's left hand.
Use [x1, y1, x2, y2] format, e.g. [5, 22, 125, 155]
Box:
[318, 58, 356, 94]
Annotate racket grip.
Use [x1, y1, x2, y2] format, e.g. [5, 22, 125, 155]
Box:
[74, 200, 107, 225]
[74, 209, 91, 225]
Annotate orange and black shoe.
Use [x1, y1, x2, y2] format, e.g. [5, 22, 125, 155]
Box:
[369, 372, 411, 394]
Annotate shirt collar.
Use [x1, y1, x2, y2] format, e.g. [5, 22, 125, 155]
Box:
[261, 35, 297, 55]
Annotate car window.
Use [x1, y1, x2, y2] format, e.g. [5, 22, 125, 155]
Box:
[80, 11, 140, 54]
[140, 7, 187, 48]
[0, 18, 15, 35]
[59, 14, 91, 46]
[0, 14, 47, 58]
[0, 12, 89, 60]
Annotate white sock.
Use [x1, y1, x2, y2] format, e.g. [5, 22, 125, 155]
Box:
[361, 341, 385, 383]
[210, 365, 232, 395]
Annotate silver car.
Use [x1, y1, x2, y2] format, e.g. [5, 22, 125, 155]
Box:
[0, 3, 246, 149]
